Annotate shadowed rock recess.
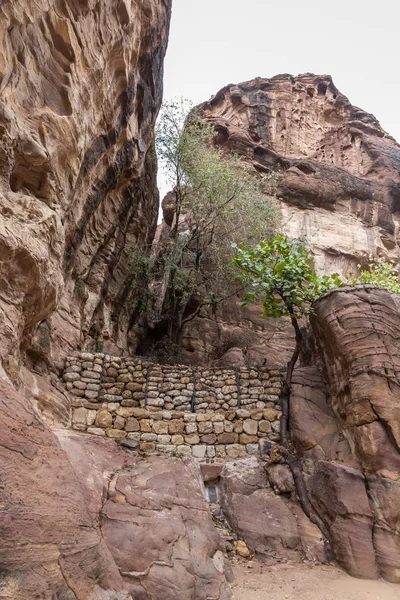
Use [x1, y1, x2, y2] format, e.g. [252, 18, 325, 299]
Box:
[1, 3, 400, 597]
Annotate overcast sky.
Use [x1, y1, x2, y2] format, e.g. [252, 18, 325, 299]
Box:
[159, 0, 399, 199]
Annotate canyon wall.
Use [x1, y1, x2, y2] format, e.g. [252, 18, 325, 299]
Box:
[1, 1, 400, 594]
[0, 0, 170, 380]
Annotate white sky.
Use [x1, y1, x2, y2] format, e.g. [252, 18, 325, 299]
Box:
[159, 0, 399, 200]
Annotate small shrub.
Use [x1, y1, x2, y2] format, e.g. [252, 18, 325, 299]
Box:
[353, 255, 400, 293]
[75, 279, 86, 296]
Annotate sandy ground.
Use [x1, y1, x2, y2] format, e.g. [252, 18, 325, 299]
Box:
[231, 561, 400, 600]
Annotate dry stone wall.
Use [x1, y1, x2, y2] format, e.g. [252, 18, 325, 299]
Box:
[64, 351, 282, 458]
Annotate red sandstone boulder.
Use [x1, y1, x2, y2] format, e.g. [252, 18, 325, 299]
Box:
[303, 286, 400, 582]
[0, 380, 124, 598]
[219, 456, 325, 563]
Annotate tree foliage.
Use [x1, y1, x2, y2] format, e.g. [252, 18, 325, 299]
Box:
[232, 235, 344, 319]
[152, 99, 280, 350]
[353, 255, 400, 293]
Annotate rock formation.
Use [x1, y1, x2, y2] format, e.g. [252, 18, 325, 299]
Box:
[2, 1, 400, 594]
[308, 286, 400, 581]
[0, 0, 171, 379]
[177, 74, 400, 365]
[199, 73, 400, 275]
[0, 375, 231, 598]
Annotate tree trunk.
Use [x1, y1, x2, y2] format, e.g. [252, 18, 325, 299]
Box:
[279, 313, 302, 445]
[278, 310, 333, 561]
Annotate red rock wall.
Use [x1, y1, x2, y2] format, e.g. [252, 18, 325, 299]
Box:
[199, 74, 400, 276]
[290, 286, 400, 582]
[0, 0, 171, 379]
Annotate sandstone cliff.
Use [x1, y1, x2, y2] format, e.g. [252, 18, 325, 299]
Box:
[178, 74, 400, 365]
[2, 3, 400, 595]
[199, 73, 400, 275]
[0, 0, 170, 380]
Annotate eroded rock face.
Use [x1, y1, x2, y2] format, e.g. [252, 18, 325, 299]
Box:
[199, 74, 400, 275]
[219, 456, 325, 564]
[0, 379, 125, 599]
[0, 383, 231, 599]
[303, 286, 400, 581]
[57, 435, 232, 600]
[179, 74, 400, 366]
[0, 0, 171, 377]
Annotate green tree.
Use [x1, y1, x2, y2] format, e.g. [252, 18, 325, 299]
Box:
[233, 235, 343, 558]
[233, 235, 343, 440]
[152, 99, 280, 355]
[353, 255, 400, 293]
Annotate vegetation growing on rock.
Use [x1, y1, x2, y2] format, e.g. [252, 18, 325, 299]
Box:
[139, 99, 280, 360]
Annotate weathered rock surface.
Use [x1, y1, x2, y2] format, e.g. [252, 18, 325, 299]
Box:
[101, 457, 231, 600]
[219, 456, 325, 563]
[311, 286, 400, 477]
[179, 74, 400, 366]
[0, 378, 231, 599]
[0, 379, 125, 599]
[199, 74, 400, 276]
[58, 435, 232, 600]
[0, 0, 171, 378]
[288, 286, 400, 582]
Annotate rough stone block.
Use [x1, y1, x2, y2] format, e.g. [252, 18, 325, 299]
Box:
[106, 429, 127, 439]
[87, 427, 106, 436]
[201, 434, 217, 445]
[87, 410, 97, 426]
[185, 434, 200, 445]
[95, 410, 112, 428]
[125, 418, 140, 432]
[198, 421, 213, 434]
[206, 446, 216, 458]
[140, 419, 152, 432]
[64, 372, 80, 382]
[171, 434, 184, 445]
[72, 407, 88, 425]
[141, 433, 157, 442]
[114, 416, 125, 430]
[259, 420, 272, 433]
[192, 445, 207, 458]
[140, 441, 156, 452]
[82, 370, 101, 379]
[240, 433, 258, 444]
[186, 423, 198, 434]
[243, 419, 258, 435]
[218, 432, 237, 444]
[176, 445, 191, 457]
[213, 422, 224, 434]
[226, 444, 246, 459]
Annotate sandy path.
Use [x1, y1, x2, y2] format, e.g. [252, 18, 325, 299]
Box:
[231, 562, 400, 600]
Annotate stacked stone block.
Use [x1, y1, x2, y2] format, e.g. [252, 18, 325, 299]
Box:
[71, 405, 281, 459]
[64, 351, 283, 458]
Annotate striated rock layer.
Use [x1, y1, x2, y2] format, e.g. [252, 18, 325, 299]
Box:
[308, 286, 400, 582]
[219, 288, 400, 582]
[0, 375, 231, 599]
[0, 0, 171, 378]
[199, 73, 400, 275]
